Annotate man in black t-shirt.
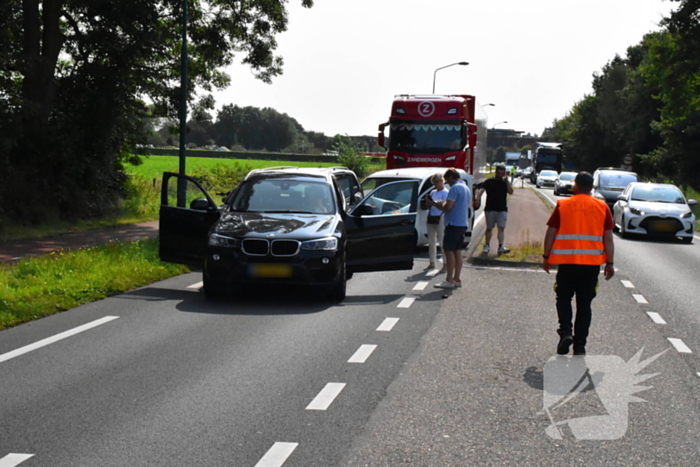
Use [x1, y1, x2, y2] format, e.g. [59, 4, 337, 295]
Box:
[474, 165, 514, 254]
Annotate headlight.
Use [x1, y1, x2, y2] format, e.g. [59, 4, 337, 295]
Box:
[681, 211, 693, 219]
[301, 237, 338, 251]
[208, 233, 237, 247]
[629, 207, 645, 216]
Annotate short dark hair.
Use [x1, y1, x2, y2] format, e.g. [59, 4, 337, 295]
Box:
[444, 168, 460, 181]
[575, 171, 594, 189]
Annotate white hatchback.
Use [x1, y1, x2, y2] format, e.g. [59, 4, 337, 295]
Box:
[361, 167, 472, 246]
[613, 182, 696, 243]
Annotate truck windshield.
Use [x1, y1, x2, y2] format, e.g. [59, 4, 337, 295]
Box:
[537, 153, 560, 164]
[389, 122, 462, 153]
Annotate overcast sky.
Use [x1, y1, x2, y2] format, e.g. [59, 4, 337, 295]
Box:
[211, 0, 675, 138]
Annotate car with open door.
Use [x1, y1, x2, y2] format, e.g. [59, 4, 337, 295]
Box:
[360, 167, 472, 246]
[159, 167, 418, 301]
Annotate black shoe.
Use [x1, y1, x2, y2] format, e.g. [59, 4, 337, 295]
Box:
[573, 347, 586, 356]
[557, 335, 573, 355]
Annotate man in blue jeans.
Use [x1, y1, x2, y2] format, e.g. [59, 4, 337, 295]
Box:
[426, 168, 470, 289]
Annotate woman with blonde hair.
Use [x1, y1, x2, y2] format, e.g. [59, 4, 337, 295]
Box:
[423, 172, 449, 270]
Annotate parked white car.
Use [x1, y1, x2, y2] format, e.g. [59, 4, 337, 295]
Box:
[361, 167, 472, 246]
[613, 182, 696, 243]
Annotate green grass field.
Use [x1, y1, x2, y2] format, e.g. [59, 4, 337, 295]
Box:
[125, 155, 345, 180]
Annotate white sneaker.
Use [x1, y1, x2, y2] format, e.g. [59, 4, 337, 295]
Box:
[498, 245, 510, 254]
[453, 280, 462, 288]
[434, 280, 455, 289]
[482, 244, 490, 254]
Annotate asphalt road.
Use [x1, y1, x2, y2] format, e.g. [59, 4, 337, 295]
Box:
[0, 258, 450, 467]
[2, 186, 700, 466]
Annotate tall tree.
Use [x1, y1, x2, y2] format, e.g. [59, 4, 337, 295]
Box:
[0, 0, 313, 223]
[641, 1, 700, 188]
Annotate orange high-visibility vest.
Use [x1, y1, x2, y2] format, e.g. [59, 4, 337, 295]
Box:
[549, 194, 608, 265]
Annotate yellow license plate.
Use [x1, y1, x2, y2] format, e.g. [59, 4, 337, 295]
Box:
[249, 263, 293, 278]
[651, 221, 676, 233]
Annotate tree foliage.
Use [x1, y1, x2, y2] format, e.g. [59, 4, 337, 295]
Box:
[543, 0, 699, 191]
[0, 0, 313, 224]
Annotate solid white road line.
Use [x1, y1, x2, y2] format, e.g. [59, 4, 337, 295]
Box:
[254, 442, 298, 467]
[306, 383, 346, 410]
[187, 281, 203, 289]
[397, 297, 415, 308]
[413, 281, 429, 291]
[668, 338, 692, 353]
[425, 269, 439, 277]
[348, 344, 377, 363]
[0, 316, 119, 364]
[646, 312, 667, 324]
[632, 294, 648, 304]
[620, 280, 635, 288]
[0, 454, 34, 467]
[376, 318, 399, 332]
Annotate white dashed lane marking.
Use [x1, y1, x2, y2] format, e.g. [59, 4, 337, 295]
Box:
[632, 294, 648, 304]
[425, 269, 440, 277]
[397, 297, 415, 308]
[620, 280, 634, 288]
[306, 383, 346, 410]
[413, 281, 429, 291]
[187, 281, 203, 289]
[254, 442, 298, 467]
[348, 345, 377, 363]
[376, 318, 399, 332]
[668, 338, 692, 353]
[0, 316, 119, 364]
[646, 312, 667, 324]
[0, 454, 35, 467]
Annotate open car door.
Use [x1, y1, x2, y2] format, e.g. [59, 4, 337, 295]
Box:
[345, 180, 419, 273]
[159, 172, 221, 269]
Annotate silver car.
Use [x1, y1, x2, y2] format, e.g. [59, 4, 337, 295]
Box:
[613, 182, 697, 243]
[536, 170, 558, 188]
[553, 171, 577, 196]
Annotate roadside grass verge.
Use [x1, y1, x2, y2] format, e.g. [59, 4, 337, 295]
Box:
[490, 229, 544, 263]
[0, 156, 385, 243]
[0, 239, 189, 331]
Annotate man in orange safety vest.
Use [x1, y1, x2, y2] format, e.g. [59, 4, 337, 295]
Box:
[542, 171, 615, 356]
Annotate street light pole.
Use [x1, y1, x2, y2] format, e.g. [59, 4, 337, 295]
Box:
[177, 0, 189, 207]
[482, 103, 495, 108]
[432, 61, 469, 94]
[491, 121, 508, 129]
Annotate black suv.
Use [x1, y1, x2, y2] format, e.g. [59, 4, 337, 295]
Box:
[592, 167, 638, 210]
[159, 167, 419, 301]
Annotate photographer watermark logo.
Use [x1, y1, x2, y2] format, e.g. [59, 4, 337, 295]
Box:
[542, 348, 666, 440]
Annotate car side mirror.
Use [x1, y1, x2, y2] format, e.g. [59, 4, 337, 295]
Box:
[190, 198, 210, 210]
[616, 194, 627, 201]
[354, 204, 374, 216]
[688, 199, 697, 206]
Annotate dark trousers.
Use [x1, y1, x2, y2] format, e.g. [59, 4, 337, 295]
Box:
[555, 264, 600, 349]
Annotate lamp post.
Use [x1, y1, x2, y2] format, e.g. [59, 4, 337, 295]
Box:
[492, 121, 508, 129]
[482, 103, 495, 108]
[177, 0, 189, 207]
[432, 61, 469, 94]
